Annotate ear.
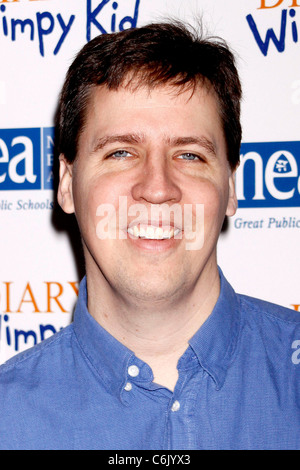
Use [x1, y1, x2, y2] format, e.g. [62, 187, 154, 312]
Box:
[225, 171, 238, 217]
[57, 155, 75, 214]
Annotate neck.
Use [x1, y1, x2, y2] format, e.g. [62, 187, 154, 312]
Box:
[86, 263, 220, 391]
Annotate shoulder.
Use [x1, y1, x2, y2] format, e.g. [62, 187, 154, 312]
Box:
[0, 324, 79, 449]
[0, 324, 74, 383]
[238, 293, 300, 325]
[236, 294, 300, 366]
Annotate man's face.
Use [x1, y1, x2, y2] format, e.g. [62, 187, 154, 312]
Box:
[58, 83, 237, 303]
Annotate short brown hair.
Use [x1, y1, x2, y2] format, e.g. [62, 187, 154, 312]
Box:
[56, 21, 242, 169]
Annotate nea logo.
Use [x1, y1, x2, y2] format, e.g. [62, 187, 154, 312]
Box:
[237, 141, 300, 207]
[0, 128, 54, 190]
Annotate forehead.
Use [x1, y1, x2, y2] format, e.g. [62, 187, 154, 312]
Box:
[79, 82, 225, 154]
[89, 80, 219, 113]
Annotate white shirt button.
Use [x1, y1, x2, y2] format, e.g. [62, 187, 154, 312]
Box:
[128, 365, 140, 377]
[124, 382, 132, 392]
[171, 400, 180, 412]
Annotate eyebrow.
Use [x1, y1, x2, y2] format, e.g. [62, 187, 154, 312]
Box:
[91, 133, 144, 153]
[91, 133, 217, 157]
[166, 136, 217, 157]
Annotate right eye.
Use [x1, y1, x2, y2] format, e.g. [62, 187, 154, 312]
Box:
[107, 150, 133, 159]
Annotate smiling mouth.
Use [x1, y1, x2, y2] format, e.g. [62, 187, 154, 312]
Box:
[127, 224, 181, 240]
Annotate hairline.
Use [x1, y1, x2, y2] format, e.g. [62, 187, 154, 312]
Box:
[74, 75, 230, 166]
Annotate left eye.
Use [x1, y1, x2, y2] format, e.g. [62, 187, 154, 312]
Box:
[178, 153, 202, 161]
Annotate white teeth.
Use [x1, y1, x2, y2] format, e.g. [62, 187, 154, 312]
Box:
[127, 225, 180, 239]
[156, 227, 164, 239]
[133, 225, 139, 237]
[146, 226, 155, 238]
[139, 226, 146, 238]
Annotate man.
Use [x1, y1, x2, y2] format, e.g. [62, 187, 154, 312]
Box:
[1, 21, 300, 450]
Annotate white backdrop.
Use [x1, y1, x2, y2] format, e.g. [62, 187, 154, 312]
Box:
[1, 0, 299, 363]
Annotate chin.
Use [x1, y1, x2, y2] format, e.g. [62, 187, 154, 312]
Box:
[116, 272, 188, 304]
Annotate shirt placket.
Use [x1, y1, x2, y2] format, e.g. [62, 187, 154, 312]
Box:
[164, 354, 204, 450]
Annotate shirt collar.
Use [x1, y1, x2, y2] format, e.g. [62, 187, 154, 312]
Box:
[73, 278, 154, 403]
[73, 278, 134, 400]
[73, 268, 241, 397]
[187, 267, 241, 390]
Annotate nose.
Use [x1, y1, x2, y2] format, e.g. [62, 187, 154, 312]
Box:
[131, 155, 182, 204]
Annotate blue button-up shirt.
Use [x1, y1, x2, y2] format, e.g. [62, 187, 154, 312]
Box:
[1, 270, 300, 450]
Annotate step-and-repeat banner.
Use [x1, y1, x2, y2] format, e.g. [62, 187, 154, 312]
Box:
[0, 0, 299, 363]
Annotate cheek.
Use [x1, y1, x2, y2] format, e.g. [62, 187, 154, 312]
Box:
[190, 180, 229, 230]
[91, 172, 133, 204]
[71, 171, 100, 240]
[189, 178, 227, 211]
[73, 172, 132, 240]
